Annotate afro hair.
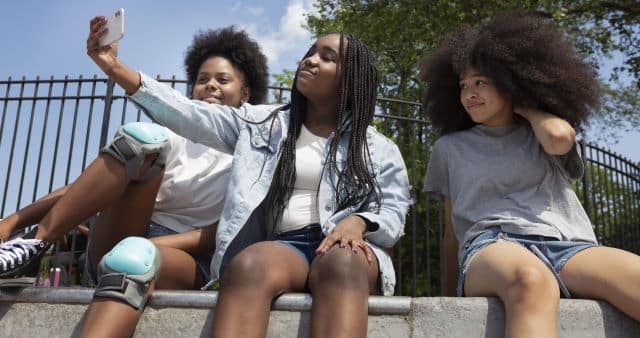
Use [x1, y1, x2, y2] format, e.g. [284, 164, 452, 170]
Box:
[421, 11, 601, 134]
[184, 26, 269, 104]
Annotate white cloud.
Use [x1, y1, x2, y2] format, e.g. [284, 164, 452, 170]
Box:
[241, 0, 317, 70]
[246, 6, 265, 17]
[230, 2, 243, 13]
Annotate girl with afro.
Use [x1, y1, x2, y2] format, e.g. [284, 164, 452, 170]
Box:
[423, 11, 640, 337]
[0, 26, 268, 337]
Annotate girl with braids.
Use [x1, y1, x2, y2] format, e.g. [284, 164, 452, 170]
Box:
[87, 26, 410, 337]
[422, 11, 640, 337]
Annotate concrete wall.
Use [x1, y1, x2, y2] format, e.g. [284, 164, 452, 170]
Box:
[1, 287, 639, 337]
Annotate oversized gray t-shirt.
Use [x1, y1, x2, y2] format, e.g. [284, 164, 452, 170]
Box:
[423, 123, 597, 262]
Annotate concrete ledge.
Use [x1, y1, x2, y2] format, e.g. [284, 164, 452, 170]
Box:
[1, 287, 639, 337]
[412, 297, 640, 338]
[0, 287, 411, 314]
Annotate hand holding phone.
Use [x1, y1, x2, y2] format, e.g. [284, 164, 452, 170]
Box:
[99, 8, 125, 47]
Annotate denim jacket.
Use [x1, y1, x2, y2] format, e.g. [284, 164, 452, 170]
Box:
[130, 73, 411, 295]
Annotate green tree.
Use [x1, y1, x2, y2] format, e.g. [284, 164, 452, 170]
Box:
[573, 162, 640, 252]
[270, 69, 296, 103]
[305, 0, 640, 137]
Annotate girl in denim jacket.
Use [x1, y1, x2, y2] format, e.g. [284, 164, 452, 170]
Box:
[422, 11, 640, 337]
[87, 22, 411, 337]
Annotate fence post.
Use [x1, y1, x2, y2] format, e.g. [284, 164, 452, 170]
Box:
[580, 139, 591, 218]
[99, 78, 115, 149]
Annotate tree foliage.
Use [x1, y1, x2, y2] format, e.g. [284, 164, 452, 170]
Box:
[305, 0, 640, 140]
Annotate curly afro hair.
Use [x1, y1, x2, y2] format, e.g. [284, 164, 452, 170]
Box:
[421, 11, 601, 135]
[184, 26, 268, 104]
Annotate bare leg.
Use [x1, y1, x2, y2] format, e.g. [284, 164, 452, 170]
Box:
[79, 294, 148, 338]
[464, 241, 560, 338]
[79, 245, 204, 338]
[211, 242, 309, 338]
[0, 185, 69, 240]
[561, 246, 640, 320]
[308, 246, 379, 338]
[155, 246, 207, 289]
[150, 224, 217, 257]
[34, 155, 129, 242]
[34, 153, 160, 243]
[86, 166, 163, 270]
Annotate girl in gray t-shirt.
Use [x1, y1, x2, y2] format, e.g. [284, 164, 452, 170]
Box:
[422, 11, 640, 336]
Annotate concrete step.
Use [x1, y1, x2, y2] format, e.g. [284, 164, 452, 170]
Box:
[1, 287, 639, 337]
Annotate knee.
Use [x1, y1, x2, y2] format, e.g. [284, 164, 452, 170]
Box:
[309, 247, 369, 290]
[221, 251, 277, 293]
[505, 265, 559, 304]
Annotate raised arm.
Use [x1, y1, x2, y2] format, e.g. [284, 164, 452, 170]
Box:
[86, 16, 141, 95]
[515, 107, 575, 155]
[85, 16, 245, 154]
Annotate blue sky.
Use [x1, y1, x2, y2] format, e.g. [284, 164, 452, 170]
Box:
[0, 0, 638, 164]
[0, 0, 316, 81]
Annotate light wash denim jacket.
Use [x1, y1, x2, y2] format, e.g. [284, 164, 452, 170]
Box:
[130, 73, 411, 295]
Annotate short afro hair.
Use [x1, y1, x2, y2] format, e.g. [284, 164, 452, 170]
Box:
[421, 11, 601, 134]
[184, 26, 269, 104]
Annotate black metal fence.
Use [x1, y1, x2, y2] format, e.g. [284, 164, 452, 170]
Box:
[1, 76, 639, 296]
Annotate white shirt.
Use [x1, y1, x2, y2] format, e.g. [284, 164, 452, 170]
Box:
[276, 124, 328, 233]
[151, 128, 232, 233]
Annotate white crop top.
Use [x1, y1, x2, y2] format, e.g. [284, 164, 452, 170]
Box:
[275, 124, 328, 233]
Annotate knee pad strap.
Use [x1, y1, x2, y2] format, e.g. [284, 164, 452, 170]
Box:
[94, 237, 162, 310]
[101, 122, 170, 182]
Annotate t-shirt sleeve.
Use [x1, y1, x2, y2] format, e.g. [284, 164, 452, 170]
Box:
[423, 138, 450, 198]
[550, 142, 584, 180]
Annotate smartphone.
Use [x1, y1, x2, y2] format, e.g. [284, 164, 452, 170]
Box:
[99, 8, 125, 47]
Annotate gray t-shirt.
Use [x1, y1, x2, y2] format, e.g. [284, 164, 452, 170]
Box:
[423, 123, 597, 262]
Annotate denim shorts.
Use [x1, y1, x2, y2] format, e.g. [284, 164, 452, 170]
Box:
[85, 222, 212, 285]
[268, 224, 324, 264]
[458, 227, 596, 297]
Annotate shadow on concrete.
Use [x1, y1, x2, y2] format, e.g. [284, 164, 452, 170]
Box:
[0, 302, 12, 321]
[70, 309, 88, 337]
[198, 309, 215, 338]
[295, 312, 311, 337]
[484, 297, 505, 338]
[600, 300, 640, 337]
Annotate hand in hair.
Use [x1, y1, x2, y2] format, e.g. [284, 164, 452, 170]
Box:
[316, 215, 374, 263]
[515, 107, 576, 155]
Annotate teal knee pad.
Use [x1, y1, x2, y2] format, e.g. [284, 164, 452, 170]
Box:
[101, 122, 170, 182]
[94, 237, 162, 310]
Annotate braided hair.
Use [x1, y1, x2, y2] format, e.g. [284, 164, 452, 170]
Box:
[265, 33, 382, 226]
